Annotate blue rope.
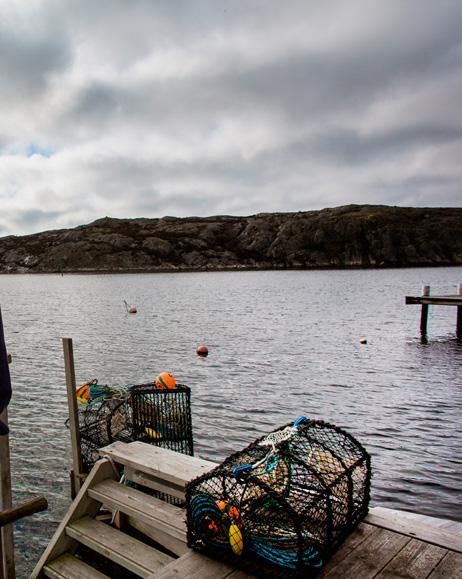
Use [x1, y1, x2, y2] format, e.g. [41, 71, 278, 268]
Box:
[249, 535, 323, 570]
[190, 493, 323, 571]
[190, 494, 230, 551]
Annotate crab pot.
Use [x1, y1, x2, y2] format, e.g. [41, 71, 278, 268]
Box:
[130, 384, 194, 456]
[186, 419, 371, 578]
[78, 398, 133, 472]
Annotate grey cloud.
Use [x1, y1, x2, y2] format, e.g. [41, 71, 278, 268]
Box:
[0, 1, 461, 237]
[0, 26, 71, 101]
[306, 125, 462, 165]
[4, 208, 63, 236]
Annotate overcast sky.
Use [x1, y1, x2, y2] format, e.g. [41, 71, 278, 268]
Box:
[0, 0, 461, 236]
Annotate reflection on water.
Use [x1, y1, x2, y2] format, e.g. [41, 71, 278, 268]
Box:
[0, 267, 461, 577]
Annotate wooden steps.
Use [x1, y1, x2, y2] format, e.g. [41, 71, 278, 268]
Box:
[88, 479, 188, 557]
[31, 457, 178, 579]
[43, 553, 109, 578]
[66, 516, 173, 577]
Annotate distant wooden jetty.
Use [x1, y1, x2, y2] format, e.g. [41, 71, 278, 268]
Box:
[30, 441, 462, 578]
[406, 283, 462, 340]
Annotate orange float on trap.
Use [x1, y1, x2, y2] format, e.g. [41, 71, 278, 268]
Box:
[154, 372, 176, 389]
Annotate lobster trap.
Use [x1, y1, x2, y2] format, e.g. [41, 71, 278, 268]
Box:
[77, 383, 193, 472]
[78, 393, 133, 472]
[186, 417, 371, 578]
[130, 383, 194, 456]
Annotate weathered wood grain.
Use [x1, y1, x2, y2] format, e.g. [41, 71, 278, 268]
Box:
[322, 527, 410, 578]
[376, 539, 447, 578]
[366, 507, 462, 553]
[100, 441, 216, 489]
[66, 516, 173, 577]
[428, 551, 462, 578]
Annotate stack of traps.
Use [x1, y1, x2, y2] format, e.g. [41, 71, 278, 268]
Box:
[186, 417, 371, 577]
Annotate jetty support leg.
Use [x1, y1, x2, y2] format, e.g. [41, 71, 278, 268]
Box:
[457, 283, 462, 339]
[420, 285, 430, 341]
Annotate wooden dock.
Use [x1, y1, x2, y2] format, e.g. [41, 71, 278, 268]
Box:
[30, 441, 462, 578]
[406, 283, 462, 340]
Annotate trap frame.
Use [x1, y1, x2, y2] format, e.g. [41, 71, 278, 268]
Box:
[186, 417, 371, 578]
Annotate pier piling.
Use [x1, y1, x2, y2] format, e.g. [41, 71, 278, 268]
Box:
[420, 285, 430, 340]
[457, 283, 462, 339]
[406, 283, 462, 340]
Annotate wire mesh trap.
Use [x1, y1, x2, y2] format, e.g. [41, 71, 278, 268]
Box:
[186, 417, 371, 578]
[77, 383, 133, 472]
[130, 383, 194, 456]
[76, 381, 193, 472]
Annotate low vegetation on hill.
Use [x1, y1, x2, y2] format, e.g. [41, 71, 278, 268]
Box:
[1, 205, 461, 273]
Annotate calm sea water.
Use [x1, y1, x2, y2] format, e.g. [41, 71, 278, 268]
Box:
[1, 267, 461, 577]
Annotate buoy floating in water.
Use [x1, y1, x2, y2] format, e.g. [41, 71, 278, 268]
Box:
[359, 337, 367, 344]
[196, 345, 208, 357]
[123, 300, 137, 314]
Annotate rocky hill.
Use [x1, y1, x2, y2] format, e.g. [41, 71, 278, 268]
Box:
[1, 205, 461, 273]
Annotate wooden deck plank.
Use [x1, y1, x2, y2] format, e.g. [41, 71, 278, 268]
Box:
[66, 516, 173, 577]
[322, 527, 410, 578]
[375, 539, 447, 579]
[428, 551, 462, 578]
[145, 550, 253, 579]
[406, 295, 462, 306]
[366, 507, 462, 553]
[370, 507, 462, 535]
[320, 524, 380, 576]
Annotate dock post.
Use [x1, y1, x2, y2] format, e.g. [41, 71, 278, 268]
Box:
[420, 285, 430, 341]
[62, 338, 85, 498]
[457, 283, 462, 339]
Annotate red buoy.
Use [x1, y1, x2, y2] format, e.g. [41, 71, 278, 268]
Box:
[197, 345, 208, 357]
[124, 300, 137, 314]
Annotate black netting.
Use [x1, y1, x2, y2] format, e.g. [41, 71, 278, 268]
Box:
[77, 383, 193, 472]
[78, 396, 133, 472]
[185, 417, 371, 578]
[130, 384, 194, 456]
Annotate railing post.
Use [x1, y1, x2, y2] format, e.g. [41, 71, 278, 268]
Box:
[62, 338, 85, 497]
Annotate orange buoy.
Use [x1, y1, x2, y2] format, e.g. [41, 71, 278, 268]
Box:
[154, 371, 176, 390]
[197, 345, 208, 357]
[216, 500, 240, 521]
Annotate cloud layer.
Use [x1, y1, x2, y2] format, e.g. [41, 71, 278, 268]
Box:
[0, 0, 461, 235]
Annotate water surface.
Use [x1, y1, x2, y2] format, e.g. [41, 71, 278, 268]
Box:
[1, 267, 461, 576]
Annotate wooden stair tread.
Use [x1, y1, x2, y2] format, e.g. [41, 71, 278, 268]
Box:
[88, 479, 186, 545]
[100, 441, 215, 488]
[43, 553, 109, 579]
[66, 515, 173, 577]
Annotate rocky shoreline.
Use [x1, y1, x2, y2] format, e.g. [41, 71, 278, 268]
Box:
[1, 205, 461, 274]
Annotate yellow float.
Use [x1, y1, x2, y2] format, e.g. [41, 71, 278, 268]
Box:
[229, 522, 244, 555]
